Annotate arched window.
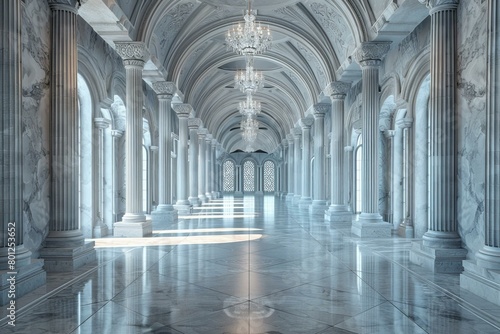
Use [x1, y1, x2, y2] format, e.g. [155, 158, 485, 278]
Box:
[263, 160, 275, 192]
[355, 135, 362, 214]
[243, 160, 255, 192]
[223, 160, 235, 192]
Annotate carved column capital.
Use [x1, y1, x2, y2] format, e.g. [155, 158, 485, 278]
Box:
[153, 81, 176, 99]
[197, 128, 208, 138]
[313, 103, 330, 118]
[115, 42, 150, 66]
[94, 117, 110, 129]
[48, 0, 80, 12]
[300, 117, 314, 129]
[286, 134, 294, 143]
[172, 103, 192, 118]
[281, 139, 288, 147]
[292, 127, 302, 138]
[325, 81, 351, 100]
[419, 0, 459, 13]
[188, 118, 203, 130]
[354, 42, 391, 67]
[396, 117, 414, 129]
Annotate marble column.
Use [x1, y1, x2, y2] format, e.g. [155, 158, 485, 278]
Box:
[150, 145, 158, 209]
[188, 118, 202, 206]
[111, 130, 124, 225]
[173, 104, 192, 214]
[344, 145, 355, 211]
[41, 0, 96, 270]
[310, 104, 330, 214]
[211, 139, 218, 199]
[151, 81, 178, 227]
[286, 134, 295, 203]
[281, 139, 288, 197]
[292, 127, 302, 206]
[410, 0, 467, 273]
[205, 134, 213, 200]
[398, 117, 415, 238]
[93, 118, 110, 237]
[198, 128, 208, 203]
[351, 42, 392, 237]
[299, 118, 313, 210]
[0, 0, 46, 304]
[325, 82, 352, 222]
[461, 0, 500, 305]
[113, 42, 152, 237]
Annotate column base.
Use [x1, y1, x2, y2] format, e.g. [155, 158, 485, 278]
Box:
[198, 194, 207, 203]
[189, 196, 201, 207]
[292, 195, 301, 206]
[0, 259, 46, 306]
[151, 206, 178, 230]
[113, 219, 153, 237]
[206, 192, 213, 200]
[461, 259, 500, 306]
[351, 213, 391, 237]
[93, 221, 109, 238]
[286, 193, 294, 204]
[40, 241, 96, 272]
[299, 197, 312, 210]
[398, 220, 414, 238]
[309, 200, 328, 214]
[325, 206, 352, 223]
[173, 203, 192, 215]
[409, 241, 467, 273]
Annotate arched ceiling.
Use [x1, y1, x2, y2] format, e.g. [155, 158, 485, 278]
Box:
[81, 0, 429, 153]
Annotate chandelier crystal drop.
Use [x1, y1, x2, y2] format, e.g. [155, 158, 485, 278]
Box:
[239, 92, 261, 116]
[225, 0, 272, 56]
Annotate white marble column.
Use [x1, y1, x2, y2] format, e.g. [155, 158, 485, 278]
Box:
[351, 42, 392, 237]
[325, 82, 352, 222]
[310, 104, 330, 214]
[198, 128, 208, 203]
[93, 118, 110, 237]
[173, 104, 192, 214]
[410, 0, 467, 273]
[41, 0, 96, 270]
[205, 134, 213, 199]
[344, 145, 355, 211]
[150, 145, 158, 209]
[188, 118, 202, 206]
[111, 130, 124, 225]
[286, 134, 295, 203]
[211, 139, 218, 198]
[299, 118, 313, 210]
[292, 127, 302, 206]
[461, 0, 500, 305]
[0, 0, 46, 304]
[281, 139, 288, 196]
[151, 81, 178, 227]
[397, 117, 415, 238]
[113, 42, 152, 237]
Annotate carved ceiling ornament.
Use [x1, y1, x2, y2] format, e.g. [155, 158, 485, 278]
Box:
[354, 42, 391, 67]
[153, 81, 177, 97]
[115, 42, 150, 63]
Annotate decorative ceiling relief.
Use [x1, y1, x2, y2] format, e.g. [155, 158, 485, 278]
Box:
[309, 2, 355, 61]
[157, 2, 198, 54]
[294, 42, 327, 90]
[179, 41, 211, 85]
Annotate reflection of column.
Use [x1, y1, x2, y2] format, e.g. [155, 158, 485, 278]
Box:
[198, 128, 208, 203]
[188, 118, 202, 206]
[461, 0, 500, 305]
[113, 42, 152, 237]
[286, 134, 294, 202]
[310, 104, 329, 214]
[299, 118, 314, 210]
[397, 117, 414, 238]
[351, 42, 392, 237]
[410, 0, 466, 272]
[173, 104, 192, 214]
[93, 118, 110, 237]
[205, 135, 213, 199]
[0, 0, 46, 304]
[326, 82, 352, 222]
[292, 128, 302, 206]
[41, 0, 96, 269]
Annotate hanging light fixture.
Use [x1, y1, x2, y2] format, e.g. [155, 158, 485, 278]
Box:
[239, 92, 261, 116]
[234, 57, 264, 94]
[225, 0, 272, 56]
[241, 116, 259, 143]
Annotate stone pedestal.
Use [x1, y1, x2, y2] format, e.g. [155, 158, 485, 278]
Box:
[351, 42, 392, 237]
[410, 241, 467, 273]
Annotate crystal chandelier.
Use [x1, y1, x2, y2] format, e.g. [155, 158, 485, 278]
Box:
[235, 58, 264, 94]
[239, 92, 261, 116]
[241, 116, 259, 143]
[225, 0, 272, 56]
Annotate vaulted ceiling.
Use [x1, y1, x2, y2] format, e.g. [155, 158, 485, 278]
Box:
[80, 0, 428, 153]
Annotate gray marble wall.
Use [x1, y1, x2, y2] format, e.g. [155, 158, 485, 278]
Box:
[21, 0, 51, 258]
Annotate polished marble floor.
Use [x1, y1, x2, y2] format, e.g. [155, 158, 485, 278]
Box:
[1, 196, 500, 333]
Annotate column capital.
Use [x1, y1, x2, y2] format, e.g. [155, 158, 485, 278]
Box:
[325, 81, 351, 100]
[172, 103, 192, 118]
[205, 133, 213, 142]
[153, 81, 176, 98]
[94, 117, 110, 129]
[150, 145, 159, 153]
[211, 139, 218, 147]
[188, 118, 203, 130]
[115, 42, 150, 66]
[286, 134, 294, 143]
[198, 127, 208, 138]
[384, 130, 396, 138]
[396, 117, 414, 129]
[281, 139, 288, 147]
[300, 117, 314, 129]
[419, 0, 459, 13]
[111, 129, 124, 138]
[48, 0, 80, 12]
[344, 146, 354, 152]
[354, 42, 391, 67]
[313, 103, 330, 118]
[292, 127, 302, 138]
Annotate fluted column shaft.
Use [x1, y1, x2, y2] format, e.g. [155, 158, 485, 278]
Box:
[198, 129, 207, 202]
[93, 118, 110, 236]
[0, 0, 30, 268]
[299, 118, 313, 210]
[211, 140, 217, 197]
[173, 104, 191, 206]
[281, 140, 288, 195]
[205, 135, 213, 199]
[293, 129, 302, 203]
[188, 119, 201, 206]
[111, 130, 123, 223]
[423, 1, 462, 248]
[312, 107, 327, 202]
[286, 135, 294, 200]
[47, 1, 84, 243]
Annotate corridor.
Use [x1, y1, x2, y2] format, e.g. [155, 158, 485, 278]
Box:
[1, 196, 499, 333]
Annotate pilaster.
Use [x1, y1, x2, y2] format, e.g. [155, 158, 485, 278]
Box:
[173, 104, 192, 215]
[351, 42, 392, 237]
